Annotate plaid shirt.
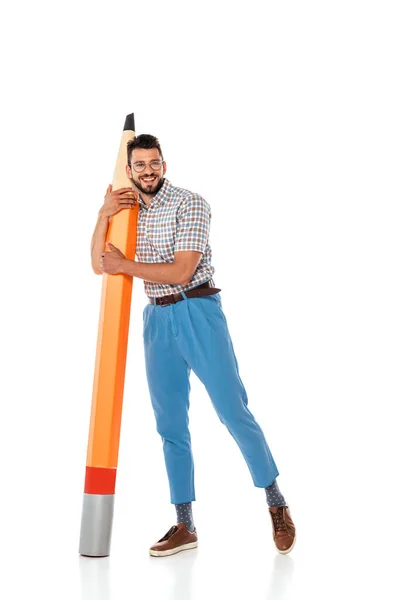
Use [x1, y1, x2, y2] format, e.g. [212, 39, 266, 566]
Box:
[136, 178, 215, 298]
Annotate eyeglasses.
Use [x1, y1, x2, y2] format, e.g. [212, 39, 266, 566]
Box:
[131, 160, 163, 173]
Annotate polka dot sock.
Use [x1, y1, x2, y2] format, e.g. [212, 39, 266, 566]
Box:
[265, 479, 287, 507]
[175, 502, 195, 533]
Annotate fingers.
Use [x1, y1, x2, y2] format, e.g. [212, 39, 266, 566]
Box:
[102, 186, 137, 218]
[116, 190, 137, 207]
[118, 192, 137, 200]
[115, 187, 136, 194]
[106, 186, 135, 197]
[118, 202, 136, 208]
[106, 242, 122, 253]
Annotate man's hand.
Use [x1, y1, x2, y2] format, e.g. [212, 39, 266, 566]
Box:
[100, 242, 126, 275]
[99, 185, 137, 220]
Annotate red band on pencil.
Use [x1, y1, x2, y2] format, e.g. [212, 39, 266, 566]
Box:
[84, 466, 117, 494]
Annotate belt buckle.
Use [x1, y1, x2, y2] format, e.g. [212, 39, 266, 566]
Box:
[159, 296, 172, 307]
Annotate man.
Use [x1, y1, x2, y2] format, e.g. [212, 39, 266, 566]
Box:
[90, 134, 296, 556]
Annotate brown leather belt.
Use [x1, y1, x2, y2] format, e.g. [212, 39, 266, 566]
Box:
[149, 280, 221, 306]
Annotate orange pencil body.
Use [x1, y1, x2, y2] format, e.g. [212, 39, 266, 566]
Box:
[79, 114, 138, 557]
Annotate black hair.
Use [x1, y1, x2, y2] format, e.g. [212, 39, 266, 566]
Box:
[127, 134, 164, 165]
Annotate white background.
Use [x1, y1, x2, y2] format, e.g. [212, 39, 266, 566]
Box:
[1, 1, 399, 598]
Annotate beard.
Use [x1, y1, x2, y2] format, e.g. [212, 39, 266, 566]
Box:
[133, 175, 165, 196]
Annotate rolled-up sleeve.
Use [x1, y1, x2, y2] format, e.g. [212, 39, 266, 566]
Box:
[175, 194, 211, 253]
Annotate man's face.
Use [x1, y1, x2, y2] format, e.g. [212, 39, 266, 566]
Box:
[126, 148, 166, 196]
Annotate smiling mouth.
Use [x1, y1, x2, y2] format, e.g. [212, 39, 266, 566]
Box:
[141, 176, 157, 184]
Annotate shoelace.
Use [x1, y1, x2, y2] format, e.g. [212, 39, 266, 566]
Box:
[271, 507, 287, 532]
[158, 525, 178, 543]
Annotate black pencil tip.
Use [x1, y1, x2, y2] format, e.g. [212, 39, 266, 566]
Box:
[123, 113, 135, 131]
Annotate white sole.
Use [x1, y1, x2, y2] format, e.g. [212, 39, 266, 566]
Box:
[149, 541, 198, 557]
[277, 534, 296, 554]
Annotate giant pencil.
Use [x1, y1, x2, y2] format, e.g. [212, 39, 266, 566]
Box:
[79, 113, 138, 557]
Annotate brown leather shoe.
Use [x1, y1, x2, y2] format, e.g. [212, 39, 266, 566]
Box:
[149, 522, 198, 557]
[268, 505, 296, 554]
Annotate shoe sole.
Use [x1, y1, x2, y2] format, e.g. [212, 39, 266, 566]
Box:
[149, 541, 198, 557]
[277, 534, 296, 555]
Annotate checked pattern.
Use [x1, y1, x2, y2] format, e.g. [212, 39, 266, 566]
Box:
[136, 178, 215, 298]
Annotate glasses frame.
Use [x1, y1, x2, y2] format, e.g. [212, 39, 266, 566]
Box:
[130, 159, 164, 173]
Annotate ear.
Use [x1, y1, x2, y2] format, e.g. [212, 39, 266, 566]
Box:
[126, 163, 132, 178]
[163, 160, 167, 175]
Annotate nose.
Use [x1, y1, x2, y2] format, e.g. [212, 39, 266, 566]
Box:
[143, 166, 155, 175]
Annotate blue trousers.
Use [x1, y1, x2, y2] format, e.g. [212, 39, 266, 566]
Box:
[143, 291, 279, 504]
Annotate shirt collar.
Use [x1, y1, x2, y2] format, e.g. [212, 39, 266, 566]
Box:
[138, 178, 173, 210]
